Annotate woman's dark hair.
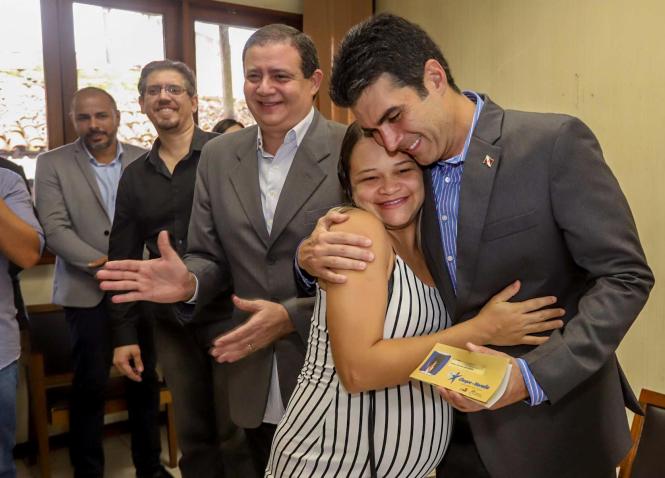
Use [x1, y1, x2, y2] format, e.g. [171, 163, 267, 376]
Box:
[337, 122, 366, 204]
[212, 118, 244, 134]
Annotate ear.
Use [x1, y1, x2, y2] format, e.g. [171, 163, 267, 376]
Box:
[139, 96, 146, 114]
[191, 94, 199, 114]
[308, 69, 324, 96]
[423, 59, 448, 94]
[114, 109, 121, 124]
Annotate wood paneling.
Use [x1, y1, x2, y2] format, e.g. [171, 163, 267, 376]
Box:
[303, 0, 373, 124]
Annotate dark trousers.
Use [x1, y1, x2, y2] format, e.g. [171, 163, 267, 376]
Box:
[437, 411, 616, 478]
[65, 301, 162, 478]
[150, 305, 254, 478]
[244, 422, 277, 476]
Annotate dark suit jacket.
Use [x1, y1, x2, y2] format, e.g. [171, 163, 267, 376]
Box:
[422, 97, 654, 478]
[185, 111, 347, 427]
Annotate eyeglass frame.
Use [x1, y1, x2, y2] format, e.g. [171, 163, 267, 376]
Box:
[143, 84, 189, 97]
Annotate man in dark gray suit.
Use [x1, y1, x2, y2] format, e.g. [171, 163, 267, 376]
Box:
[35, 87, 169, 478]
[98, 26, 346, 475]
[297, 13, 654, 478]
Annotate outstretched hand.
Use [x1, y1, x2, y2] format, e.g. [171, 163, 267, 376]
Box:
[210, 295, 295, 363]
[97, 230, 196, 304]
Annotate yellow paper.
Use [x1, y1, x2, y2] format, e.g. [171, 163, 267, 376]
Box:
[410, 344, 511, 407]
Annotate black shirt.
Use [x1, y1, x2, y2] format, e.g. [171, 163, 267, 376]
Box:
[108, 127, 218, 346]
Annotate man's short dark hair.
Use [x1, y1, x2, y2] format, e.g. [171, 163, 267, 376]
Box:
[138, 60, 197, 97]
[330, 13, 460, 107]
[70, 87, 118, 114]
[242, 24, 320, 78]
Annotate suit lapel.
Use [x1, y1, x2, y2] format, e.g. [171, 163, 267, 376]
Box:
[229, 131, 270, 247]
[455, 99, 503, 312]
[423, 171, 457, 318]
[268, 112, 328, 248]
[73, 140, 108, 219]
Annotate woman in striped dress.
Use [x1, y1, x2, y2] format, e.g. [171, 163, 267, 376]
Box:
[265, 124, 564, 477]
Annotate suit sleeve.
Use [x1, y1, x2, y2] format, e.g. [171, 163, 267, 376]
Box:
[184, 145, 233, 317]
[282, 296, 316, 344]
[523, 117, 654, 404]
[107, 168, 145, 346]
[35, 154, 106, 274]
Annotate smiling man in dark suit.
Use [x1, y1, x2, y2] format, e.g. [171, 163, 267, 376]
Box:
[296, 13, 654, 478]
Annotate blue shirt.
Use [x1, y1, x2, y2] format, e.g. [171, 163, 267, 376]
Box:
[82, 141, 124, 220]
[431, 91, 546, 406]
[0, 169, 44, 369]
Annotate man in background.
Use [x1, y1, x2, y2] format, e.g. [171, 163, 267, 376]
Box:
[108, 60, 251, 478]
[35, 87, 169, 478]
[0, 166, 42, 478]
[0, 157, 31, 331]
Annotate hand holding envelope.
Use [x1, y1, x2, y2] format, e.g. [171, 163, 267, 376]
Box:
[411, 343, 512, 408]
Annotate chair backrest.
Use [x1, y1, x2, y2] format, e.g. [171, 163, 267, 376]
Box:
[619, 388, 665, 478]
[27, 304, 73, 376]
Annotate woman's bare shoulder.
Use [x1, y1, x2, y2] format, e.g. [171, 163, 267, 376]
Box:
[330, 207, 387, 239]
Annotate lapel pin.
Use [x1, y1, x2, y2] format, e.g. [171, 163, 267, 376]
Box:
[482, 155, 495, 168]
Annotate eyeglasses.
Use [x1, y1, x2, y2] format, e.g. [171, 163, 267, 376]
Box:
[144, 84, 188, 97]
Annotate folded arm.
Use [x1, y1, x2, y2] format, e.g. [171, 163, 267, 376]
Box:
[523, 118, 654, 404]
[327, 210, 564, 394]
[35, 156, 106, 273]
[0, 172, 43, 268]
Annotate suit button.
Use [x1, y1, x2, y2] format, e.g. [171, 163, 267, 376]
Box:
[104, 230, 110, 236]
[267, 256, 276, 265]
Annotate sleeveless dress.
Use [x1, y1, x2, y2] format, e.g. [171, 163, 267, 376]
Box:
[266, 255, 452, 478]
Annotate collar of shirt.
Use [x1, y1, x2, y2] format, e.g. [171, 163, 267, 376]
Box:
[437, 91, 485, 167]
[146, 126, 209, 173]
[256, 107, 315, 158]
[81, 139, 124, 167]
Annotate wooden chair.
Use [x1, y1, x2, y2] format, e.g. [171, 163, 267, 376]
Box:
[26, 304, 178, 478]
[618, 388, 665, 478]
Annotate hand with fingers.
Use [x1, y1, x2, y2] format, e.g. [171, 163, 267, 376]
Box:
[438, 342, 529, 412]
[210, 295, 295, 363]
[113, 344, 144, 382]
[298, 209, 375, 284]
[472, 280, 565, 346]
[97, 230, 196, 304]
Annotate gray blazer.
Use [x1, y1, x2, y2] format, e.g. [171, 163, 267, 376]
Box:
[35, 139, 146, 307]
[422, 97, 654, 478]
[186, 111, 346, 428]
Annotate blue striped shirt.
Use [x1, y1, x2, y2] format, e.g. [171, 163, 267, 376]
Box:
[82, 141, 124, 221]
[431, 91, 546, 406]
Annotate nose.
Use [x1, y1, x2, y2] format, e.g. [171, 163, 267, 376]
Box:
[375, 125, 402, 153]
[378, 175, 400, 195]
[158, 87, 171, 101]
[256, 76, 275, 95]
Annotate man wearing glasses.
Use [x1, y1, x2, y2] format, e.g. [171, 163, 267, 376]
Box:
[35, 87, 168, 478]
[108, 60, 250, 478]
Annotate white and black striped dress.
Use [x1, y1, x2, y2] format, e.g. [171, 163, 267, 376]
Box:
[266, 255, 452, 478]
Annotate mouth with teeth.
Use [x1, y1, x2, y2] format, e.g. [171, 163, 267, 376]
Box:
[258, 100, 282, 109]
[404, 136, 421, 153]
[378, 197, 408, 209]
